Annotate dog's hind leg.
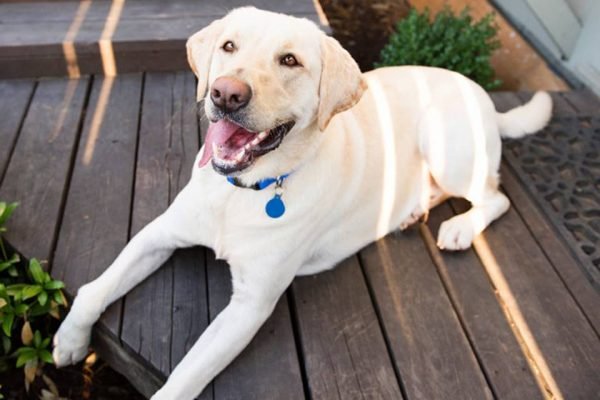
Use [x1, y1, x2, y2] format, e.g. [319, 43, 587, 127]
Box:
[418, 98, 509, 250]
[436, 185, 509, 250]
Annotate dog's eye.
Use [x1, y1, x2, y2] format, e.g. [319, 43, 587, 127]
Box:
[280, 54, 300, 67]
[222, 41, 236, 53]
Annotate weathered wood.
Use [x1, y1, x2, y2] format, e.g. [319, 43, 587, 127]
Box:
[545, 92, 578, 116]
[491, 91, 586, 119]
[0, 77, 88, 261]
[500, 163, 600, 334]
[489, 91, 522, 113]
[0, 79, 35, 180]
[53, 74, 143, 339]
[92, 324, 165, 399]
[0, 0, 323, 78]
[206, 251, 305, 400]
[559, 90, 600, 116]
[360, 229, 493, 400]
[423, 205, 543, 400]
[450, 198, 600, 399]
[121, 72, 205, 380]
[511, 91, 576, 117]
[292, 256, 403, 399]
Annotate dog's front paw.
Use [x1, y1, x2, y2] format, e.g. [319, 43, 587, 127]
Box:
[437, 214, 475, 251]
[52, 315, 92, 367]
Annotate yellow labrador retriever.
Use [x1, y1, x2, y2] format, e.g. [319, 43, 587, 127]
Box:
[53, 7, 552, 399]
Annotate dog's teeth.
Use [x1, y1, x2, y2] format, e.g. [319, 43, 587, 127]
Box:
[212, 142, 219, 155]
[258, 131, 268, 140]
[251, 138, 260, 146]
[235, 149, 245, 162]
[245, 144, 252, 151]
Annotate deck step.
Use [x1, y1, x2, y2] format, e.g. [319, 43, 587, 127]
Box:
[0, 0, 323, 79]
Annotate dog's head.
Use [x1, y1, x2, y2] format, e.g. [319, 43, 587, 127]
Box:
[187, 7, 366, 178]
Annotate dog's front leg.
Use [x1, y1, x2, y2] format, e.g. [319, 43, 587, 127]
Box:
[53, 203, 197, 366]
[151, 257, 299, 400]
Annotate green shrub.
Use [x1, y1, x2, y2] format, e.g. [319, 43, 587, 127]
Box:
[376, 7, 502, 90]
[0, 202, 67, 393]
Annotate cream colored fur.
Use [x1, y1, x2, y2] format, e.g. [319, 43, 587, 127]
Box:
[53, 7, 552, 399]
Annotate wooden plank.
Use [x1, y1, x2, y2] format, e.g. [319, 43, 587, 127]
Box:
[424, 205, 544, 400]
[0, 79, 35, 180]
[450, 198, 600, 399]
[546, 92, 578, 116]
[92, 326, 165, 399]
[292, 256, 403, 399]
[500, 163, 600, 334]
[0, 0, 316, 25]
[360, 229, 493, 400]
[0, 77, 88, 261]
[491, 91, 581, 119]
[53, 74, 143, 339]
[120, 72, 206, 380]
[490, 91, 522, 113]
[559, 90, 600, 115]
[511, 91, 576, 117]
[207, 251, 305, 400]
[0, 0, 323, 78]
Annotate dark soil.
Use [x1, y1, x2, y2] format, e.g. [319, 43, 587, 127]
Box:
[319, 0, 411, 71]
[0, 355, 144, 400]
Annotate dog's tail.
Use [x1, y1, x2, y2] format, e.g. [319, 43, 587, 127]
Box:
[496, 91, 552, 139]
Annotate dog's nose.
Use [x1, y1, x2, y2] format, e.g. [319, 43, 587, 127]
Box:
[210, 77, 252, 113]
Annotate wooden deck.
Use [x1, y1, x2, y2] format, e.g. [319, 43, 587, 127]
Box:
[1, 73, 599, 399]
[0, 0, 325, 79]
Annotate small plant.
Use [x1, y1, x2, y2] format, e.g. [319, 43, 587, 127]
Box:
[376, 7, 502, 90]
[0, 202, 67, 393]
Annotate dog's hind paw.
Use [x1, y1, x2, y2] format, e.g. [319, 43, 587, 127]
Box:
[52, 317, 91, 367]
[437, 214, 475, 251]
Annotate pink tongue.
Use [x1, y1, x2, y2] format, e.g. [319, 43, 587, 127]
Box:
[198, 120, 244, 168]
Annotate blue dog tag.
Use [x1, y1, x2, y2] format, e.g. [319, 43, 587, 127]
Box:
[265, 195, 285, 218]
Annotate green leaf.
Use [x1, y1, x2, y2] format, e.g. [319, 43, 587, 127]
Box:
[0, 254, 19, 272]
[22, 285, 42, 300]
[15, 348, 37, 368]
[28, 259, 45, 284]
[2, 334, 11, 354]
[0, 202, 18, 226]
[14, 303, 28, 316]
[33, 331, 41, 348]
[7, 266, 18, 277]
[28, 302, 51, 317]
[44, 280, 65, 290]
[41, 337, 51, 349]
[37, 291, 48, 306]
[1, 313, 13, 337]
[38, 349, 53, 364]
[52, 290, 65, 305]
[6, 284, 26, 296]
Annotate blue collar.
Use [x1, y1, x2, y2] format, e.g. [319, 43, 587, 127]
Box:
[226, 173, 292, 218]
[226, 173, 291, 191]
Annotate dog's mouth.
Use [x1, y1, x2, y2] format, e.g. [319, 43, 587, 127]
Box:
[199, 119, 295, 175]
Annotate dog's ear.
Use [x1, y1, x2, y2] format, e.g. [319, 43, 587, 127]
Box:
[186, 19, 225, 102]
[317, 36, 367, 131]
